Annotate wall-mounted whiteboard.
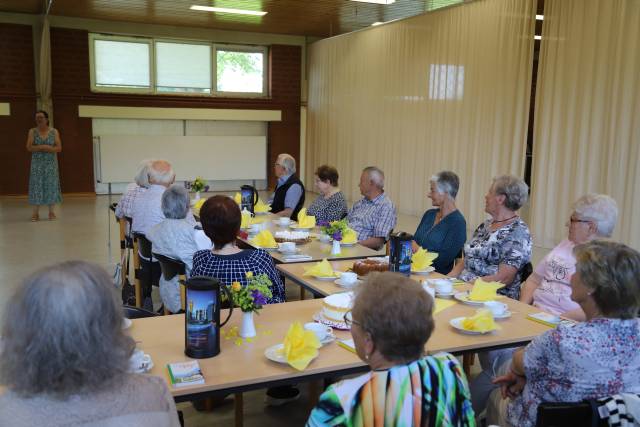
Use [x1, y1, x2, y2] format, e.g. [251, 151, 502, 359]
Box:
[94, 135, 267, 183]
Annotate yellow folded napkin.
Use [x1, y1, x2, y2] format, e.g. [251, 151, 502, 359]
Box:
[434, 298, 457, 314]
[241, 210, 252, 229]
[234, 192, 242, 204]
[250, 230, 277, 248]
[342, 228, 357, 244]
[411, 248, 439, 271]
[281, 321, 320, 371]
[303, 259, 337, 277]
[468, 278, 505, 302]
[461, 309, 499, 332]
[297, 208, 316, 228]
[192, 198, 206, 215]
[254, 198, 271, 213]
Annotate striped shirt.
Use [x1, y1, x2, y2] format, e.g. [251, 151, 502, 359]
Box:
[347, 193, 397, 241]
[307, 353, 475, 427]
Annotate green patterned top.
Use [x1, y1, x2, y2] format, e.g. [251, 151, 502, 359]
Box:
[28, 128, 62, 206]
[307, 353, 475, 427]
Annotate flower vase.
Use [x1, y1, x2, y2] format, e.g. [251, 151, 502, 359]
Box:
[239, 311, 256, 338]
[331, 240, 341, 255]
[194, 191, 201, 201]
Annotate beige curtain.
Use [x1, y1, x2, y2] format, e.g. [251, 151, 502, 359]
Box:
[305, 0, 536, 230]
[37, 16, 53, 124]
[530, 0, 640, 250]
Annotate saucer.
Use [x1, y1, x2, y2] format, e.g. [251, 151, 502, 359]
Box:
[454, 291, 486, 306]
[334, 278, 362, 288]
[449, 317, 496, 335]
[492, 310, 512, 320]
[312, 312, 350, 330]
[435, 291, 455, 298]
[278, 248, 300, 255]
[312, 274, 338, 281]
[411, 267, 435, 275]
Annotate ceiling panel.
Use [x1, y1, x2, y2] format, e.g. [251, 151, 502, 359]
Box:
[0, 0, 467, 38]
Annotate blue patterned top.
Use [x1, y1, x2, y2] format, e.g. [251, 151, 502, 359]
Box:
[191, 249, 285, 304]
[347, 193, 397, 242]
[414, 209, 467, 274]
[507, 318, 640, 427]
[459, 218, 531, 299]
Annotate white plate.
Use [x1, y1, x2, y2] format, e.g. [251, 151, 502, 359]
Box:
[454, 291, 486, 306]
[312, 274, 338, 281]
[290, 224, 314, 230]
[411, 266, 435, 275]
[272, 220, 293, 227]
[122, 317, 132, 329]
[435, 291, 455, 298]
[339, 241, 357, 247]
[254, 211, 270, 215]
[334, 278, 362, 288]
[253, 244, 278, 251]
[278, 248, 300, 255]
[264, 344, 318, 365]
[449, 317, 496, 335]
[312, 312, 350, 330]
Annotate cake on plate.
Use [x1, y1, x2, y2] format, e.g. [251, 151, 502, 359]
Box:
[274, 230, 310, 244]
[321, 292, 354, 323]
[352, 258, 389, 276]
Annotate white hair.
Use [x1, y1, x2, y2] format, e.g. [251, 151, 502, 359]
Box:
[573, 194, 618, 237]
[148, 160, 175, 186]
[430, 171, 460, 199]
[278, 154, 296, 175]
[134, 160, 152, 187]
[161, 184, 190, 219]
[363, 166, 385, 189]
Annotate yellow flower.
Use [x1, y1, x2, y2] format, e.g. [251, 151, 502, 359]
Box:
[245, 271, 254, 279]
[231, 281, 242, 292]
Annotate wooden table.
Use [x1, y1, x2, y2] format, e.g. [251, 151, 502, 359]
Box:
[131, 297, 551, 400]
[237, 214, 384, 263]
[277, 259, 443, 297]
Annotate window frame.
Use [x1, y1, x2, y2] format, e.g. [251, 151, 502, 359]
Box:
[88, 33, 270, 99]
[89, 33, 154, 94]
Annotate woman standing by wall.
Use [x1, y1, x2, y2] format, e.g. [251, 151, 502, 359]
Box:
[26, 110, 62, 221]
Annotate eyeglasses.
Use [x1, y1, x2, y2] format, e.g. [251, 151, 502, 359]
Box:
[343, 311, 361, 328]
[569, 217, 591, 224]
[274, 162, 283, 167]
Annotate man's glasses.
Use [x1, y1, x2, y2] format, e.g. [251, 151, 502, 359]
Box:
[569, 217, 590, 224]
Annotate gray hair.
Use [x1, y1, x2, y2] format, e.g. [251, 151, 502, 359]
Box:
[363, 166, 385, 189]
[492, 175, 529, 211]
[148, 160, 175, 186]
[0, 261, 135, 398]
[277, 153, 297, 175]
[134, 159, 152, 187]
[430, 171, 460, 199]
[573, 194, 618, 238]
[162, 184, 190, 219]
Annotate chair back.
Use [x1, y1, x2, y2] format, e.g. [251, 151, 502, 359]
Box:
[153, 253, 187, 281]
[133, 233, 153, 258]
[536, 401, 603, 427]
[521, 262, 534, 282]
[123, 305, 159, 319]
[124, 216, 133, 248]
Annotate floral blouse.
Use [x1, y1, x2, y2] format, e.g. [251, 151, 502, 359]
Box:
[459, 218, 531, 299]
[307, 191, 348, 224]
[507, 318, 640, 427]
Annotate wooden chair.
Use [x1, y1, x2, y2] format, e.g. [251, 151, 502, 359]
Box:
[132, 233, 158, 309]
[536, 401, 604, 427]
[153, 253, 187, 314]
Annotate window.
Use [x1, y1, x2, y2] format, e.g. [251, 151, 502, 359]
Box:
[215, 46, 267, 95]
[92, 37, 151, 91]
[428, 64, 465, 100]
[89, 34, 268, 98]
[425, 0, 463, 12]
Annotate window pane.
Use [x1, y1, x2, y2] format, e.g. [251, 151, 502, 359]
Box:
[216, 50, 264, 93]
[94, 40, 150, 88]
[426, 0, 463, 11]
[156, 42, 211, 93]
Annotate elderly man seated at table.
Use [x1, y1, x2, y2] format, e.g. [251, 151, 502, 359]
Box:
[269, 153, 306, 219]
[147, 185, 211, 313]
[115, 159, 151, 221]
[520, 193, 618, 321]
[307, 272, 475, 426]
[478, 241, 640, 427]
[0, 261, 180, 427]
[347, 166, 397, 250]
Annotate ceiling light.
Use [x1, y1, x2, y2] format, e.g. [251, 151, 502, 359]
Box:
[190, 5, 267, 16]
[534, 35, 542, 40]
[536, 14, 544, 20]
[350, 0, 396, 5]
[371, 22, 384, 26]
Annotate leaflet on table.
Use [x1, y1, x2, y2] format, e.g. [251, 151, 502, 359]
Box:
[527, 312, 576, 328]
[167, 360, 205, 387]
[337, 338, 356, 353]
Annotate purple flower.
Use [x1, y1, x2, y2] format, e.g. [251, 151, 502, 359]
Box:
[251, 289, 267, 306]
[204, 185, 210, 192]
[332, 231, 343, 241]
[318, 220, 329, 227]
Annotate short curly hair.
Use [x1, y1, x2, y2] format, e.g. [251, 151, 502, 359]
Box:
[352, 272, 434, 362]
[315, 165, 339, 187]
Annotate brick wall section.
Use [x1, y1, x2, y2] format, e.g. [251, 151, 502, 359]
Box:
[45, 28, 302, 192]
[0, 23, 36, 195]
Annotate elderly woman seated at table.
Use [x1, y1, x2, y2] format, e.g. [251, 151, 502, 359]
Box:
[0, 261, 180, 427]
[307, 272, 475, 427]
[413, 171, 467, 274]
[307, 165, 348, 224]
[448, 174, 531, 300]
[116, 159, 151, 220]
[520, 193, 618, 321]
[481, 241, 640, 427]
[191, 195, 285, 303]
[147, 184, 212, 313]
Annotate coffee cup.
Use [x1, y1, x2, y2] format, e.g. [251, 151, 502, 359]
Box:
[304, 322, 332, 340]
[279, 242, 296, 253]
[428, 279, 453, 294]
[484, 301, 508, 316]
[340, 272, 358, 285]
[278, 217, 291, 226]
[129, 348, 150, 371]
[421, 281, 436, 299]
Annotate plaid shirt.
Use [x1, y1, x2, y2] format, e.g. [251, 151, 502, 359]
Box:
[347, 193, 397, 241]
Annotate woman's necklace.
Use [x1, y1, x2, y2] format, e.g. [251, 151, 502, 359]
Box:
[491, 214, 518, 224]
